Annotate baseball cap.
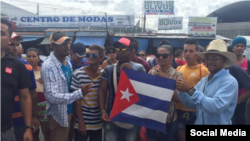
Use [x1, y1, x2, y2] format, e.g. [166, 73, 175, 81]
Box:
[49, 32, 72, 45]
[113, 37, 131, 48]
[71, 42, 86, 57]
[11, 32, 23, 41]
[158, 40, 170, 46]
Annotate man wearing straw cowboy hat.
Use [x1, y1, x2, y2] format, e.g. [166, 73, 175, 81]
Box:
[176, 39, 238, 124]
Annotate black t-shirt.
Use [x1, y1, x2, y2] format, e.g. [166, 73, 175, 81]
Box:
[227, 65, 250, 89]
[1, 53, 31, 131]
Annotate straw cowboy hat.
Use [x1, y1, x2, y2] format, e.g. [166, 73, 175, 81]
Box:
[197, 39, 236, 68]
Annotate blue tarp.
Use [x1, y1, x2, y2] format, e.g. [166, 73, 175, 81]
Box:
[74, 37, 106, 46]
[21, 37, 41, 42]
[113, 37, 148, 53]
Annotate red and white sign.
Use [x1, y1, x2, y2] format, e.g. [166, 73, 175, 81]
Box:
[188, 17, 217, 37]
[5, 67, 12, 74]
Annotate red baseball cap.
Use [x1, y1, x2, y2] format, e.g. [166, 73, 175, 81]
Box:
[113, 37, 131, 48]
[11, 32, 23, 41]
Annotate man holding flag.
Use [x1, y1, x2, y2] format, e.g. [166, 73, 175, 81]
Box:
[177, 39, 238, 124]
[98, 37, 146, 141]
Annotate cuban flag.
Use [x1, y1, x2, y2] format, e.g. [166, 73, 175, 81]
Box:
[110, 68, 176, 133]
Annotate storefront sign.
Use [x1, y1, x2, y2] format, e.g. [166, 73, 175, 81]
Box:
[3, 15, 134, 27]
[80, 26, 143, 33]
[158, 17, 182, 30]
[144, 1, 174, 15]
[188, 17, 217, 37]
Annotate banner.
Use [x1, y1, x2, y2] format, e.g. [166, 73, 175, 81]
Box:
[188, 17, 217, 37]
[158, 17, 182, 30]
[2, 15, 134, 28]
[144, 1, 174, 15]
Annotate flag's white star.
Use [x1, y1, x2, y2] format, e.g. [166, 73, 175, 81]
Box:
[120, 88, 133, 102]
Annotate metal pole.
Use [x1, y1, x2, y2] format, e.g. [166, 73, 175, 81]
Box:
[143, 0, 146, 33]
[105, 13, 108, 33]
[37, 3, 39, 15]
[143, 13, 146, 33]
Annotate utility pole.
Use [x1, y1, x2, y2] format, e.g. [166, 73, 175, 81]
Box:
[105, 13, 108, 33]
[37, 3, 39, 15]
[142, 0, 146, 33]
[143, 13, 146, 33]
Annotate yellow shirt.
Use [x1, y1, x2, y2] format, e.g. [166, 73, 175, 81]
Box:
[176, 64, 209, 112]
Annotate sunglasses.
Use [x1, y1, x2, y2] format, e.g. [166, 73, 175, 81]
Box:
[204, 56, 222, 61]
[155, 53, 170, 59]
[115, 48, 130, 54]
[108, 50, 116, 54]
[86, 53, 98, 58]
[139, 54, 145, 57]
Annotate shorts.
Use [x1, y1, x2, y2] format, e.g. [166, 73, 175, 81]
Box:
[37, 101, 47, 122]
[177, 110, 196, 130]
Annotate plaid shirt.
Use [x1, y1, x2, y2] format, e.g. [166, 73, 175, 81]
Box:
[149, 67, 183, 123]
[41, 52, 83, 127]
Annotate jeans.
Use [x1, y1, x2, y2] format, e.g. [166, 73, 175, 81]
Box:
[74, 129, 102, 141]
[1, 128, 16, 141]
[104, 122, 139, 141]
[14, 126, 26, 141]
[176, 110, 196, 130]
[232, 102, 246, 125]
[246, 99, 250, 125]
[146, 120, 178, 141]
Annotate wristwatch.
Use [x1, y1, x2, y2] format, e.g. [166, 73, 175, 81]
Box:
[25, 126, 34, 131]
[187, 88, 196, 96]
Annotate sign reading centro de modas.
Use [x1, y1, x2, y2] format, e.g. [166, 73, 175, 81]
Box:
[158, 17, 182, 30]
[3, 15, 134, 28]
[144, 1, 174, 15]
[188, 17, 217, 37]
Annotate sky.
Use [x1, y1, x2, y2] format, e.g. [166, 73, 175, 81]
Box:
[2, 0, 247, 33]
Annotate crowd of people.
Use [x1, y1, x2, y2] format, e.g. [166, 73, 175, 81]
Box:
[1, 17, 250, 141]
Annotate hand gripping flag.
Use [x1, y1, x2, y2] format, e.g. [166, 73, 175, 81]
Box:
[110, 68, 176, 133]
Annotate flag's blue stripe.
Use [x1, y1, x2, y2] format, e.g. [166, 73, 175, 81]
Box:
[124, 68, 176, 90]
[136, 93, 171, 113]
[111, 112, 166, 133]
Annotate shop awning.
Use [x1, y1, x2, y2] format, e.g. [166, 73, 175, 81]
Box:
[74, 37, 106, 46]
[39, 37, 50, 45]
[21, 37, 42, 42]
[113, 37, 148, 53]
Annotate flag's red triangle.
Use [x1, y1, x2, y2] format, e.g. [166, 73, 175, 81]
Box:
[110, 70, 140, 119]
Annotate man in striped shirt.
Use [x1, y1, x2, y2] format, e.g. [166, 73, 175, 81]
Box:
[71, 44, 105, 141]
